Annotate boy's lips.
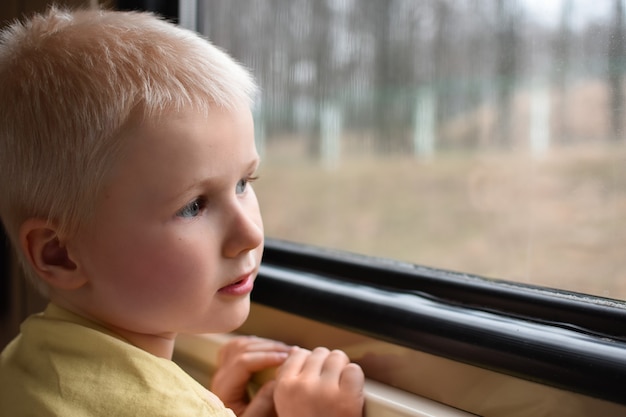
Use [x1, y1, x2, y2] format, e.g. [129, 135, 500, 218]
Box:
[218, 272, 254, 296]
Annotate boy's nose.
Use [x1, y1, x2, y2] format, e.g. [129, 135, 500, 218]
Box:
[222, 200, 264, 258]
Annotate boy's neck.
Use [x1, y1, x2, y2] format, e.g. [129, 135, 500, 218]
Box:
[50, 297, 177, 360]
[107, 325, 177, 360]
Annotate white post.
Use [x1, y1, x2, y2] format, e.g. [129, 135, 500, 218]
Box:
[530, 82, 551, 156]
[179, 0, 198, 31]
[413, 86, 436, 158]
[320, 102, 342, 170]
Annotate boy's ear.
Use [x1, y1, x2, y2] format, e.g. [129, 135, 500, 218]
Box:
[19, 218, 87, 290]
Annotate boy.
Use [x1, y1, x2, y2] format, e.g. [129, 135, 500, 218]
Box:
[0, 7, 364, 417]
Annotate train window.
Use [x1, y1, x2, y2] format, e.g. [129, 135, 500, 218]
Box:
[180, 0, 626, 302]
[161, 0, 626, 413]
[175, 3, 626, 406]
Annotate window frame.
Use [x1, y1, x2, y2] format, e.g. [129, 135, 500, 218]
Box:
[149, 0, 626, 407]
[257, 238, 626, 406]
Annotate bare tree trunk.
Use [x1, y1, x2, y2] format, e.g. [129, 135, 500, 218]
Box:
[609, 0, 625, 140]
[307, 0, 333, 159]
[494, 0, 520, 148]
[553, 0, 573, 144]
[368, 0, 395, 153]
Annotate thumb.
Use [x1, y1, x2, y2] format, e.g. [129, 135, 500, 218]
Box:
[240, 380, 277, 417]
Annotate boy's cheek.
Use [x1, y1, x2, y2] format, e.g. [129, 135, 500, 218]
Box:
[124, 246, 199, 289]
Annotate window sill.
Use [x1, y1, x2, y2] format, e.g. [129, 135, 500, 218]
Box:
[174, 332, 476, 417]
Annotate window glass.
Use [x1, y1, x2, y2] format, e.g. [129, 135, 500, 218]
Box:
[194, 0, 626, 301]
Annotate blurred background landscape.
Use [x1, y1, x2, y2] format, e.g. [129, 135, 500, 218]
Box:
[197, 0, 626, 300]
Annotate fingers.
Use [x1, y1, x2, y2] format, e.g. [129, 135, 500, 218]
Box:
[240, 381, 278, 417]
[277, 347, 354, 380]
[213, 337, 364, 417]
[210, 336, 291, 415]
[320, 349, 350, 383]
[217, 336, 290, 382]
[275, 346, 310, 379]
[339, 363, 365, 394]
[273, 346, 365, 417]
[292, 348, 351, 381]
[233, 350, 290, 374]
[219, 336, 290, 367]
[300, 347, 331, 376]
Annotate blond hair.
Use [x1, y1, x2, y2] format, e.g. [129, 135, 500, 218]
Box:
[0, 7, 258, 293]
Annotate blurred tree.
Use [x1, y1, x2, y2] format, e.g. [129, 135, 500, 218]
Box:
[608, 0, 625, 140]
[494, 0, 521, 148]
[365, 0, 396, 152]
[553, 0, 574, 144]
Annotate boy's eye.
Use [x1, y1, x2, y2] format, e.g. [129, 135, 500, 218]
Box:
[236, 176, 258, 195]
[176, 198, 205, 218]
[236, 179, 248, 195]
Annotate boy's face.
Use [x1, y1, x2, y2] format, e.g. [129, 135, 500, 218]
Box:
[68, 105, 263, 338]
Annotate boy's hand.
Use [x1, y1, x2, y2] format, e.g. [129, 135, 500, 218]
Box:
[273, 347, 365, 417]
[211, 336, 290, 416]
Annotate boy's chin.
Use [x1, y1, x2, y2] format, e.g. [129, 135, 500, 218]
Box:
[200, 300, 251, 334]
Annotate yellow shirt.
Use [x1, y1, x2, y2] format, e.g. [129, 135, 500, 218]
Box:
[0, 304, 235, 417]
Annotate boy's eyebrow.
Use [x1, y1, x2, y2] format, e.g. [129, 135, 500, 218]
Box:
[248, 155, 262, 172]
[167, 156, 261, 203]
[239, 155, 262, 176]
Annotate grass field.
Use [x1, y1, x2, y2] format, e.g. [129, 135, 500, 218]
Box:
[255, 140, 626, 301]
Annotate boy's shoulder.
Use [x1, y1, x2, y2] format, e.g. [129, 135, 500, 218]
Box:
[0, 304, 234, 417]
